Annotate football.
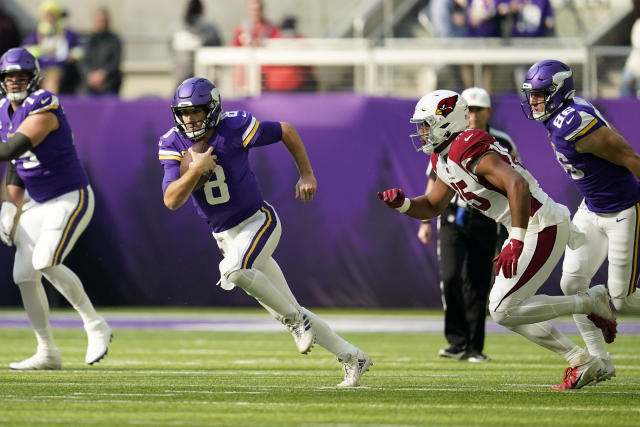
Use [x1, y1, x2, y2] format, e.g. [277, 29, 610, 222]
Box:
[180, 143, 212, 192]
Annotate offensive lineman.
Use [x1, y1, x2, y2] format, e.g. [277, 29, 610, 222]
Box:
[521, 59, 640, 385]
[0, 47, 112, 370]
[158, 77, 371, 387]
[379, 89, 616, 389]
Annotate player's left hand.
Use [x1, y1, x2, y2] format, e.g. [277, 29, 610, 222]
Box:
[492, 238, 524, 278]
[0, 201, 18, 247]
[296, 175, 317, 201]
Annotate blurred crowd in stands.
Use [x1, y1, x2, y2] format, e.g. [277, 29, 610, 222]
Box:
[1, 0, 639, 97]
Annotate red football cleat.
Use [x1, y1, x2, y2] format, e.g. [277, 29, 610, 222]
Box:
[551, 357, 606, 390]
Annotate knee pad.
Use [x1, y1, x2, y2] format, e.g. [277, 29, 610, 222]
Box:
[560, 273, 589, 296]
[13, 254, 41, 284]
[227, 268, 257, 291]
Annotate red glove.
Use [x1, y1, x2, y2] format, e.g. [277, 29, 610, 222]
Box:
[377, 188, 405, 209]
[493, 238, 524, 278]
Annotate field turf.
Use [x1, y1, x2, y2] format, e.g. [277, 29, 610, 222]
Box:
[0, 308, 638, 426]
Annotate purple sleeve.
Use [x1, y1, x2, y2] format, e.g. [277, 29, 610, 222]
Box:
[250, 121, 283, 148]
[65, 28, 81, 49]
[161, 163, 181, 194]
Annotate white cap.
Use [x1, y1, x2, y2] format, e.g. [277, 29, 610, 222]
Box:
[461, 87, 491, 108]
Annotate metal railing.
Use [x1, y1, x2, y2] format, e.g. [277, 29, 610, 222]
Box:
[194, 38, 633, 98]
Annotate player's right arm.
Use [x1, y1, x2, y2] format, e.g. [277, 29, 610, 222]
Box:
[163, 147, 216, 211]
[574, 126, 640, 179]
[417, 177, 436, 245]
[378, 177, 455, 221]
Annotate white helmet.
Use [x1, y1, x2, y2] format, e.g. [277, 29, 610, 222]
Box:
[410, 90, 469, 155]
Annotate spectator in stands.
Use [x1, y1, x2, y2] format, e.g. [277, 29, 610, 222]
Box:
[0, 0, 21, 56]
[455, 0, 509, 92]
[418, 0, 466, 38]
[171, 0, 223, 86]
[23, 0, 82, 94]
[620, 2, 640, 98]
[81, 7, 122, 95]
[508, 0, 555, 92]
[231, 0, 280, 90]
[232, 0, 280, 47]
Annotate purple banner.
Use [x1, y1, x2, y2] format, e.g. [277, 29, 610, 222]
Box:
[1, 94, 638, 307]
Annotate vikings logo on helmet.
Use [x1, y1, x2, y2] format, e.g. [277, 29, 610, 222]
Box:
[436, 95, 457, 117]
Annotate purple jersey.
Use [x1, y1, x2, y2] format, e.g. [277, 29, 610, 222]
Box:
[0, 90, 89, 202]
[158, 110, 282, 232]
[545, 96, 640, 213]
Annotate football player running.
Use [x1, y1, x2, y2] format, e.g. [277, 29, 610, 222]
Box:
[0, 47, 112, 370]
[521, 59, 640, 386]
[378, 89, 616, 390]
[158, 77, 371, 387]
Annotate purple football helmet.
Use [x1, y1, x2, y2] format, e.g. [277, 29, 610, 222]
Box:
[521, 60, 575, 122]
[171, 77, 222, 140]
[0, 47, 41, 103]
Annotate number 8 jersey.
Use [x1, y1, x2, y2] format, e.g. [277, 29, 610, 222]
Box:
[158, 110, 282, 232]
[431, 128, 570, 233]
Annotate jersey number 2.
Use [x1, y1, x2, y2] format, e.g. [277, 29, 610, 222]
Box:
[203, 165, 230, 205]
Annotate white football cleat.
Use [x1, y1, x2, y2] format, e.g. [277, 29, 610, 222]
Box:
[85, 318, 113, 365]
[586, 284, 617, 343]
[597, 353, 616, 383]
[286, 311, 316, 354]
[10, 347, 62, 371]
[551, 356, 605, 390]
[337, 349, 372, 387]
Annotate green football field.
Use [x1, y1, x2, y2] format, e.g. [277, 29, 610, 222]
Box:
[0, 308, 638, 426]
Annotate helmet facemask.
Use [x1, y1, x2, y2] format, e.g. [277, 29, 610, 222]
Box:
[172, 103, 219, 140]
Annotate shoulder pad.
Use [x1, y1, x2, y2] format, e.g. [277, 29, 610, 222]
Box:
[220, 110, 254, 131]
[25, 89, 59, 114]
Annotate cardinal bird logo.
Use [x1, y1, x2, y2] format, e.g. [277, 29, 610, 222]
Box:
[436, 95, 457, 117]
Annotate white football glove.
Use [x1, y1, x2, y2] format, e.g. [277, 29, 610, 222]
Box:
[0, 201, 18, 247]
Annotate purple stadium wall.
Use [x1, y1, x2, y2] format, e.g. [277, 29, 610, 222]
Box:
[0, 94, 638, 307]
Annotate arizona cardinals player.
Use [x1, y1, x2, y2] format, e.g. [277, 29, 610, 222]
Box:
[0, 47, 112, 370]
[522, 59, 640, 387]
[158, 77, 371, 387]
[378, 89, 616, 390]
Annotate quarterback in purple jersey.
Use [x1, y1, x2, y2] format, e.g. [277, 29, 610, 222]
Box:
[522, 59, 640, 387]
[158, 77, 371, 387]
[0, 47, 112, 370]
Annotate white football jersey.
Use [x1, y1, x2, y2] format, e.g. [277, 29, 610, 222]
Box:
[431, 129, 570, 233]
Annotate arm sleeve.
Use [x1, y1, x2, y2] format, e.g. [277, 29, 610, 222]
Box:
[5, 162, 24, 188]
[0, 133, 33, 161]
[249, 121, 283, 148]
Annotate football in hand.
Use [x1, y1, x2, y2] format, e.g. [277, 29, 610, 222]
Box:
[180, 148, 212, 192]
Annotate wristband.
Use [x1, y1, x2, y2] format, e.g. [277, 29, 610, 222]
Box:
[396, 198, 411, 213]
[509, 227, 527, 242]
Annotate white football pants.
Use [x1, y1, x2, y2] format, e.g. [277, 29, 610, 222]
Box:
[561, 201, 640, 358]
[213, 202, 356, 357]
[489, 220, 594, 361]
